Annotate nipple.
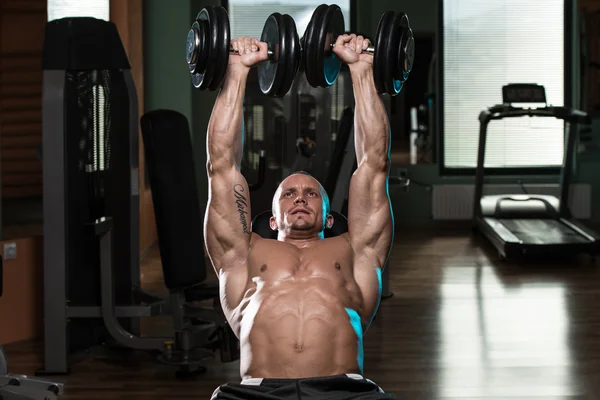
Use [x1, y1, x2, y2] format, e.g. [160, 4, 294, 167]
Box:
[335, 262, 341, 270]
[260, 264, 268, 272]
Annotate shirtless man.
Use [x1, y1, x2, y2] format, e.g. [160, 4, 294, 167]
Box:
[204, 32, 396, 399]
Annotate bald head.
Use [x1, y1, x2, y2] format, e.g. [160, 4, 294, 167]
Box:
[270, 172, 332, 236]
[272, 172, 330, 215]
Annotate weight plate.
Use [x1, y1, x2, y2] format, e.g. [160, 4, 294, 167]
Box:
[187, 19, 209, 75]
[315, 4, 344, 87]
[207, 5, 230, 91]
[186, 22, 199, 71]
[403, 28, 415, 79]
[383, 12, 403, 95]
[396, 13, 413, 81]
[275, 14, 301, 97]
[373, 11, 395, 94]
[191, 7, 218, 90]
[303, 4, 329, 88]
[258, 13, 286, 96]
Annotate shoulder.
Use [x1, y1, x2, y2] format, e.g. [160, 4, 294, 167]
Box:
[323, 233, 353, 251]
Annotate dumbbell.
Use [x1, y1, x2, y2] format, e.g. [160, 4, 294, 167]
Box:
[302, 4, 414, 96]
[186, 4, 414, 97]
[186, 5, 301, 97]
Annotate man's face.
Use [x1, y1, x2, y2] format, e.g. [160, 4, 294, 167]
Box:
[271, 174, 329, 234]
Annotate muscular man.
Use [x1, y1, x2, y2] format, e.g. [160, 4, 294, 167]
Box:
[205, 33, 396, 399]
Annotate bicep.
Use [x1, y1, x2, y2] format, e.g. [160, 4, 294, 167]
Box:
[204, 165, 252, 273]
[347, 163, 394, 266]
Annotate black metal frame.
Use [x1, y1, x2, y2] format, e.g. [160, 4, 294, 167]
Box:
[38, 17, 228, 378]
[38, 66, 222, 377]
[472, 104, 600, 259]
[437, 0, 574, 177]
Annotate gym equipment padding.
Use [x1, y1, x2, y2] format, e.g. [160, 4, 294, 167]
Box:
[140, 109, 214, 293]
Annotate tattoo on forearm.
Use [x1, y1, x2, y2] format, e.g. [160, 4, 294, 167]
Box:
[233, 184, 250, 234]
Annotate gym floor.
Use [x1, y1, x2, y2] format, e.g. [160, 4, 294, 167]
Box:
[4, 227, 600, 399]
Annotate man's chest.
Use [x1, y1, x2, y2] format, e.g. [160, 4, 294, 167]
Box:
[247, 238, 355, 280]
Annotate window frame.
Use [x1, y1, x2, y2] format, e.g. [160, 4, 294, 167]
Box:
[47, 0, 110, 21]
[221, 0, 357, 40]
[436, 0, 574, 177]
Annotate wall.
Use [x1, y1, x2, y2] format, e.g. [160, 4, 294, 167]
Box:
[0, 0, 46, 235]
[0, 237, 43, 344]
[110, 0, 158, 253]
[0, 0, 45, 201]
[0, 0, 46, 345]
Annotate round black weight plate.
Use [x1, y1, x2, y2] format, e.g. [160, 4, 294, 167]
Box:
[303, 4, 329, 88]
[207, 5, 230, 91]
[373, 11, 395, 94]
[258, 13, 286, 96]
[190, 7, 219, 90]
[396, 14, 414, 81]
[383, 12, 404, 95]
[275, 14, 301, 97]
[315, 5, 344, 87]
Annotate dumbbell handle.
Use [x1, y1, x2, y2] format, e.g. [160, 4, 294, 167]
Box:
[229, 43, 375, 56]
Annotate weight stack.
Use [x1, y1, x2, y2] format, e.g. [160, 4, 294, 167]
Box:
[39, 17, 140, 374]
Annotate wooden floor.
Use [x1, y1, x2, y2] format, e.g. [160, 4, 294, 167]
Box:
[3, 229, 600, 399]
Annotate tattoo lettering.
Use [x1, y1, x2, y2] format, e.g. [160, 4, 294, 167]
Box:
[233, 184, 250, 234]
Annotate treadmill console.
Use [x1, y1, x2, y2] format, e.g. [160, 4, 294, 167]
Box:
[502, 83, 546, 104]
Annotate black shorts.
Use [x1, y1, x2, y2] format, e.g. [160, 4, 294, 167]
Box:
[211, 373, 400, 399]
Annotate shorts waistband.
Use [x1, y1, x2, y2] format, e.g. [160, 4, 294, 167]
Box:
[240, 373, 367, 386]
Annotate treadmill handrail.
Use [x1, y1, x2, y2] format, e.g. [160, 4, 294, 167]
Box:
[480, 105, 590, 125]
[474, 101, 586, 221]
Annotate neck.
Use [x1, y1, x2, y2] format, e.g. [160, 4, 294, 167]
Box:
[277, 231, 324, 248]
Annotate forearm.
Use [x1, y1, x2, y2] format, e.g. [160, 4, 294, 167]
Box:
[350, 67, 390, 170]
[207, 66, 249, 173]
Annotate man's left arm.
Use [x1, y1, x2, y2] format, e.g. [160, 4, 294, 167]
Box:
[341, 35, 394, 271]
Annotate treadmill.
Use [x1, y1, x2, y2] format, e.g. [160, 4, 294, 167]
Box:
[473, 83, 600, 260]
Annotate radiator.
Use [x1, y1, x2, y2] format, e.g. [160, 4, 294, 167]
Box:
[432, 184, 592, 220]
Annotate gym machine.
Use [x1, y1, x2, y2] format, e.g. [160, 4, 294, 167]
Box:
[38, 17, 260, 378]
[473, 83, 600, 260]
[0, 256, 64, 399]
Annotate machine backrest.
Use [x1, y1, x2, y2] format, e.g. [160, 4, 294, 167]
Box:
[251, 210, 349, 239]
[140, 109, 207, 289]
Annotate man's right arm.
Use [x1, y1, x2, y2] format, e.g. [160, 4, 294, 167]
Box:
[204, 65, 253, 278]
[204, 38, 267, 320]
[204, 37, 267, 274]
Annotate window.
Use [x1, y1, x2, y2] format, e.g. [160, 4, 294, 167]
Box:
[227, 0, 351, 40]
[441, 0, 566, 171]
[47, 0, 109, 21]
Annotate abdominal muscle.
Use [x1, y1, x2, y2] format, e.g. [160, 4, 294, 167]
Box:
[237, 278, 363, 379]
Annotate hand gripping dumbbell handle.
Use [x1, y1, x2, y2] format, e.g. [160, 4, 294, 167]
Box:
[229, 42, 375, 56]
